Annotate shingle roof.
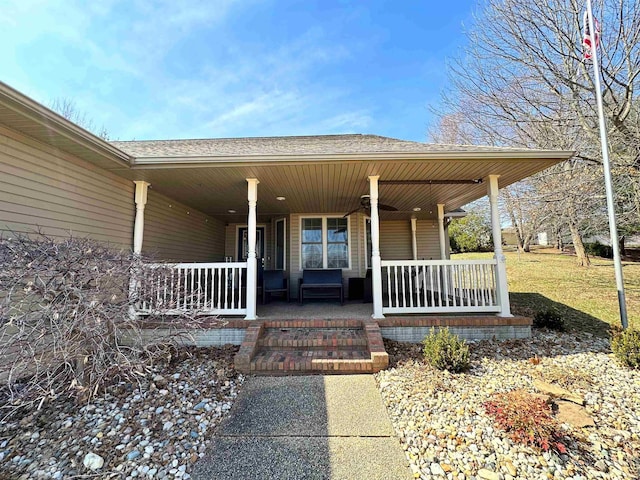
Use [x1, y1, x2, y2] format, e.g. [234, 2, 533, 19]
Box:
[111, 134, 538, 158]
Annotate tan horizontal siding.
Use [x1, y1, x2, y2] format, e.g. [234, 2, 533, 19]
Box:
[379, 220, 412, 260]
[416, 220, 443, 260]
[225, 225, 235, 259]
[0, 124, 134, 245]
[143, 190, 225, 262]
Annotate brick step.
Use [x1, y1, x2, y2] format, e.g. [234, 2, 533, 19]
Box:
[250, 348, 373, 374]
[234, 320, 389, 375]
[263, 319, 364, 329]
[258, 327, 368, 348]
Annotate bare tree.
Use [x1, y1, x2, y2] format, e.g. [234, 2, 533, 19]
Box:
[50, 98, 110, 140]
[431, 0, 640, 265]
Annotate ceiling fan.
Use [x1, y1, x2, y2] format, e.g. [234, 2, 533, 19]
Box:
[343, 194, 398, 218]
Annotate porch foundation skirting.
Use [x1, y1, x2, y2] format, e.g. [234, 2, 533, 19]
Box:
[377, 316, 531, 342]
[119, 316, 532, 347]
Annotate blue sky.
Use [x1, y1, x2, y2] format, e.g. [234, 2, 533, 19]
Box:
[0, 1, 476, 142]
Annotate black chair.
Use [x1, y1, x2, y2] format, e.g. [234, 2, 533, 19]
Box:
[262, 270, 289, 304]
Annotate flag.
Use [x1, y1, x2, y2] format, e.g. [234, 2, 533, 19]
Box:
[583, 11, 600, 60]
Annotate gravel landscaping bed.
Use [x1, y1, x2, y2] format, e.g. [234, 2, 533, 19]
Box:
[0, 345, 243, 479]
[375, 331, 640, 480]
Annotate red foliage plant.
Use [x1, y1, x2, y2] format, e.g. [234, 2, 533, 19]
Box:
[484, 390, 567, 454]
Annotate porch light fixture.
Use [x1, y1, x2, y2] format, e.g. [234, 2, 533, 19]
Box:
[443, 209, 468, 218]
[228, 209, 237, 214]
[276, 196, 286, 201]
[412, 207, 421, 212]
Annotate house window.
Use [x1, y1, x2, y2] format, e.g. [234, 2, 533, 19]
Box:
[301, 217, 349, 269]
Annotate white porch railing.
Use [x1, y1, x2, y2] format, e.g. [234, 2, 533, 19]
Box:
[135, 262, 247, 316]
[380, 259, 500, 314]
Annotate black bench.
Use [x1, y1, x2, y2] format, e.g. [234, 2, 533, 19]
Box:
[298, 269, 344, 305]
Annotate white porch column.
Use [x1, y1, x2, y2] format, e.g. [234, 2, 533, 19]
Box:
[369, 175, 385, 319]
[133, 181, 150, 255]
[410, 217, 418, 260]
[437, 204, 447, 260]
[245, 178, 259, 320]
[488, 175, 512, 316]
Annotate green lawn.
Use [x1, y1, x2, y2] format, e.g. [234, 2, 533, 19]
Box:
[452, 249, 640, 335]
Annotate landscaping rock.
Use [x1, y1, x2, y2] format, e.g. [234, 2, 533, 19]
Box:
[0, 345, 243, 479]
[83, 452, 104, 470]
[478, 468, 500, 480]
[555, 400, 596, 428]
[533, 379, 585, 405]
[376, 330, 639, 480]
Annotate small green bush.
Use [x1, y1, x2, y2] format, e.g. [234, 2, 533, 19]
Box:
[484, 390, 567, 453]
[533, 309, 565, 331]
[422, 327, 470, 373]
[611, 328, 640, 369]
[584, 241, 613, 259]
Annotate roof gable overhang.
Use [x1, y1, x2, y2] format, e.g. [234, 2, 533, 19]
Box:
[0, 81, 132, 170]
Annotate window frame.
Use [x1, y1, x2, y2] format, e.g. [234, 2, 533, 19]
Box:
[364, 216, 372, 270]
[299, 215, 351, 270]
[274, 218, 287, 270]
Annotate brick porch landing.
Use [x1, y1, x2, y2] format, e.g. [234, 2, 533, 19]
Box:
[234, 319, 389, 375]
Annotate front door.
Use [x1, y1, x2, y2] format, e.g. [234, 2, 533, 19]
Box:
[238, 227, 265, 285]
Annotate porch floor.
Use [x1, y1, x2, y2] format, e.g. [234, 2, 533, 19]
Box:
[257, 300, 372, 320]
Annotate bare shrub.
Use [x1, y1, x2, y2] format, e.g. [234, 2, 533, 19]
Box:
[484, 390, 568, 453]
[0, 232, 205, 413]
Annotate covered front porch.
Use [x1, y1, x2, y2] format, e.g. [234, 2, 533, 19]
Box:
[118, 135, 570, 328]
[131, 174, 509, 321]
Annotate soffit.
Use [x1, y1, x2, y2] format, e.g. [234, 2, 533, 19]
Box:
[115, 156, 563, 222]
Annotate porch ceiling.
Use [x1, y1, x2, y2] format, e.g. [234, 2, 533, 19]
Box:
[115, 153, 568, 222]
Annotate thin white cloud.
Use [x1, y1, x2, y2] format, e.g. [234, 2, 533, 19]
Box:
[316, 111, 373, 132]
[2, 0, 374, 140]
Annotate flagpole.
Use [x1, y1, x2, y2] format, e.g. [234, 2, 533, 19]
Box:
[585, 0, 628, 329]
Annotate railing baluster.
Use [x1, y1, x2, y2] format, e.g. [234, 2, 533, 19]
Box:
[407, 267, 414, 308]
[213, 267, 218, 309]
[476, 265, 481, 306]
[218, 267, 223, 309]
[393, 266, 399, 308]
[223, 267, 229, 310]
[484, 264, 490, 306]
[473, 265, 482, 306]
[449, 264, 456, 307]
[421, 265, 427, 308]
[468, 264, 474, 306]
[238, 266, 242, 307]
[230, 266, 236, 309]
[463, 264, 468, 306]
[385, 267, 391, 307]
[427, 265, 434, 307]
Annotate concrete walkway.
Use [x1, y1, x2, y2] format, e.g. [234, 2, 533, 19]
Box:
[192, 375, 411, 480]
